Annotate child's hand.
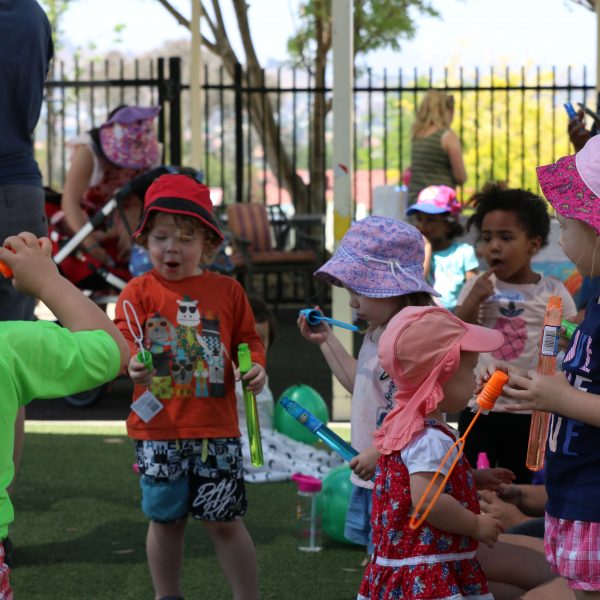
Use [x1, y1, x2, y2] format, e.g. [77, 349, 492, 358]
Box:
[475, 361, 510, 390]
[473, 467, 515, 492]
[474, 513, 502, 548]
[467, 270, 495, 305]
[128, 354, 155, 386]
[496, 483, 523, 507]
[503, 369, 571, 413]
[478, 490, 525, 531]
[242, 363, 266, 394]
[297, 307, 332, 345]
[349, 446, 380, 481]
[0, 233, 57, 295]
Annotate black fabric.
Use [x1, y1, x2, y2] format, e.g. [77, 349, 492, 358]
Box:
[458, 409, 533, 484]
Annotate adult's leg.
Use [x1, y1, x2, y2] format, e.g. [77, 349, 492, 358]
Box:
[146, 519, 187, 600]
[203, 519, 258, 600]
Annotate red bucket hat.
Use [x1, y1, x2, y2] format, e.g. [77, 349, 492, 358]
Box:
[133, 174, 223, 241]
[537, 134, 600, 235]
[99, 105, 161, 169]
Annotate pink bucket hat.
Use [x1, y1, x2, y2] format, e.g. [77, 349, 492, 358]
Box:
[537, 134, 600, 235]
[374, 306, 504, 454]
[406, 185, 461, 217]
[99, 105, 161, 169]
[133, 174, 223, 241]
[314, 216, 439, 298]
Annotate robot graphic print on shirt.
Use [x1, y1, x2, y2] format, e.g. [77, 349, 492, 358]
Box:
[144, 296, 226, 401]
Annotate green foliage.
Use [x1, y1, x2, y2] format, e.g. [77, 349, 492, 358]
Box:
[287, 0, 440, 63]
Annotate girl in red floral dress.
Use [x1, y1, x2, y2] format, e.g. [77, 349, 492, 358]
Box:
[358, 305, 504, 600]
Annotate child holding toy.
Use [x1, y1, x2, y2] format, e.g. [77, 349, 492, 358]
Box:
[407, 184, 479, 310]
[358, 305, 504, 599]
[454, 185, 577, 483]
[502, 136, 600, 597]
[0, 232, 129, 599]
[298, 216, 447, 551]
[114, 174, 265, 600]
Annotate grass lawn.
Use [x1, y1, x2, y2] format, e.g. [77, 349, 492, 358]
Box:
[10, 425, 364, 599]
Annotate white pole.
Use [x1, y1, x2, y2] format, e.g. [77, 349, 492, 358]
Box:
[190, 0, 203, 169]
[331, 0, 353, 421]
[596, 1, 600, 111]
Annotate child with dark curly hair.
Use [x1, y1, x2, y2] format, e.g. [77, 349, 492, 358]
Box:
[454, 185, 577, 483]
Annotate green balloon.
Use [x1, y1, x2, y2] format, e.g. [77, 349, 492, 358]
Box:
[319, 464, 356, 544]
[273, 384, 329, 444]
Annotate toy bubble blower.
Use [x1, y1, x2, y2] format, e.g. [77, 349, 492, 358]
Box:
[561, 319, 577, 341]
[299, 308, 359, 332]
[122, 300, 153, 371]
[280, 396, 359, 462]
[409, 370, 509, 530]
[238, 343, 264, 467]
[526, 296, 563, 472]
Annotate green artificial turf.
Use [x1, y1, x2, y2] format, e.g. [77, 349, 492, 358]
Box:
[9, 430, 364, 599]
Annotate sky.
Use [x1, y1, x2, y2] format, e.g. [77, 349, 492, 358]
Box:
[58, 0, 597, 75]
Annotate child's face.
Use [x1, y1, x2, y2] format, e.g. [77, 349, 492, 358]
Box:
[147, 213, 208, 281]
[479, 210, 541, 284]
[347, 291, 403, 328]
[556, 213, 600, 277]
[439, 351, 478, 414]
[413, 212, 450, 244]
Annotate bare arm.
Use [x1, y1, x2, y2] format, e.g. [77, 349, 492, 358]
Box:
[297, 313, 357, 392]
[506, 370, 600, 428]
[411, 471, 502, 547]
[441, 129, 467, 185]
[0, 233, 129, 372]
[454, 270, 495, 323]
[61, 145, 111, 264]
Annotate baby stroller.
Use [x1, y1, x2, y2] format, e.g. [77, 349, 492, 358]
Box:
[46, 165, 204, 406]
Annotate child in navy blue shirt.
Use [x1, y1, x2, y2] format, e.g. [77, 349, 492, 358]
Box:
[505, 135, 600, 596]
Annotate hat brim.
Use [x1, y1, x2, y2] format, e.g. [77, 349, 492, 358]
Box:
[314, 247, 440, 298]
[460, 323, 504, 353]
[537, 154, 600, 234]
[133, 197, 224, 242]
[104, 106, 161, 126]
[406, 203, 449, 216]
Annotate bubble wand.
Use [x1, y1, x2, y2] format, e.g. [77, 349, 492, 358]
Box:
[280, 396, 360, 462]
[122, 300, 153, 371]
[409, 370, 509, 530]
[526, 295, 563, 471]
[299, 308, 359, 332]
[238, 343, 264, 467]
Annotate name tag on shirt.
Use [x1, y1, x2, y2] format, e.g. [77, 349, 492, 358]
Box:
[131, 391, 164, 423]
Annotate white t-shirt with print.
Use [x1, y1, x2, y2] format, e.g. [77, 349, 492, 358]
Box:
[457, 273, 577, 412]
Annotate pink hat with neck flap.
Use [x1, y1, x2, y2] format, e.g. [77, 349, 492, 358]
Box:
[374, 306, 503, 454]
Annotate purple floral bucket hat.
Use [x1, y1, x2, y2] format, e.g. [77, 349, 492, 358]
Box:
[537, 134, 600, 235]
[99, 105, 161, 169]
[314, 216, 439, 298]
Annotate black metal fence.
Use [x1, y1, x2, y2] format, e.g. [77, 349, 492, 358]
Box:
[40, 57, 595, 211]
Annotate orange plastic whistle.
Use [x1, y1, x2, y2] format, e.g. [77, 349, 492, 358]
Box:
[475, 370, 509, 412]
[0, 260, 12, 278]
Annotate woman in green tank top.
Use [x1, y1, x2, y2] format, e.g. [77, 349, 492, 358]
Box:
[407, 91, 467, 205]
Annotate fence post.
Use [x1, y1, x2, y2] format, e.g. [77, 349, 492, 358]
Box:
[157, 58, 166, 161]
[169, 57, 182, 166]
[234, 62, 243, 203]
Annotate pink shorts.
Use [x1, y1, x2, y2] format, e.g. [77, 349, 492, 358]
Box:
[0, 542, 12, 600]
[545, 513, 600, 591]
